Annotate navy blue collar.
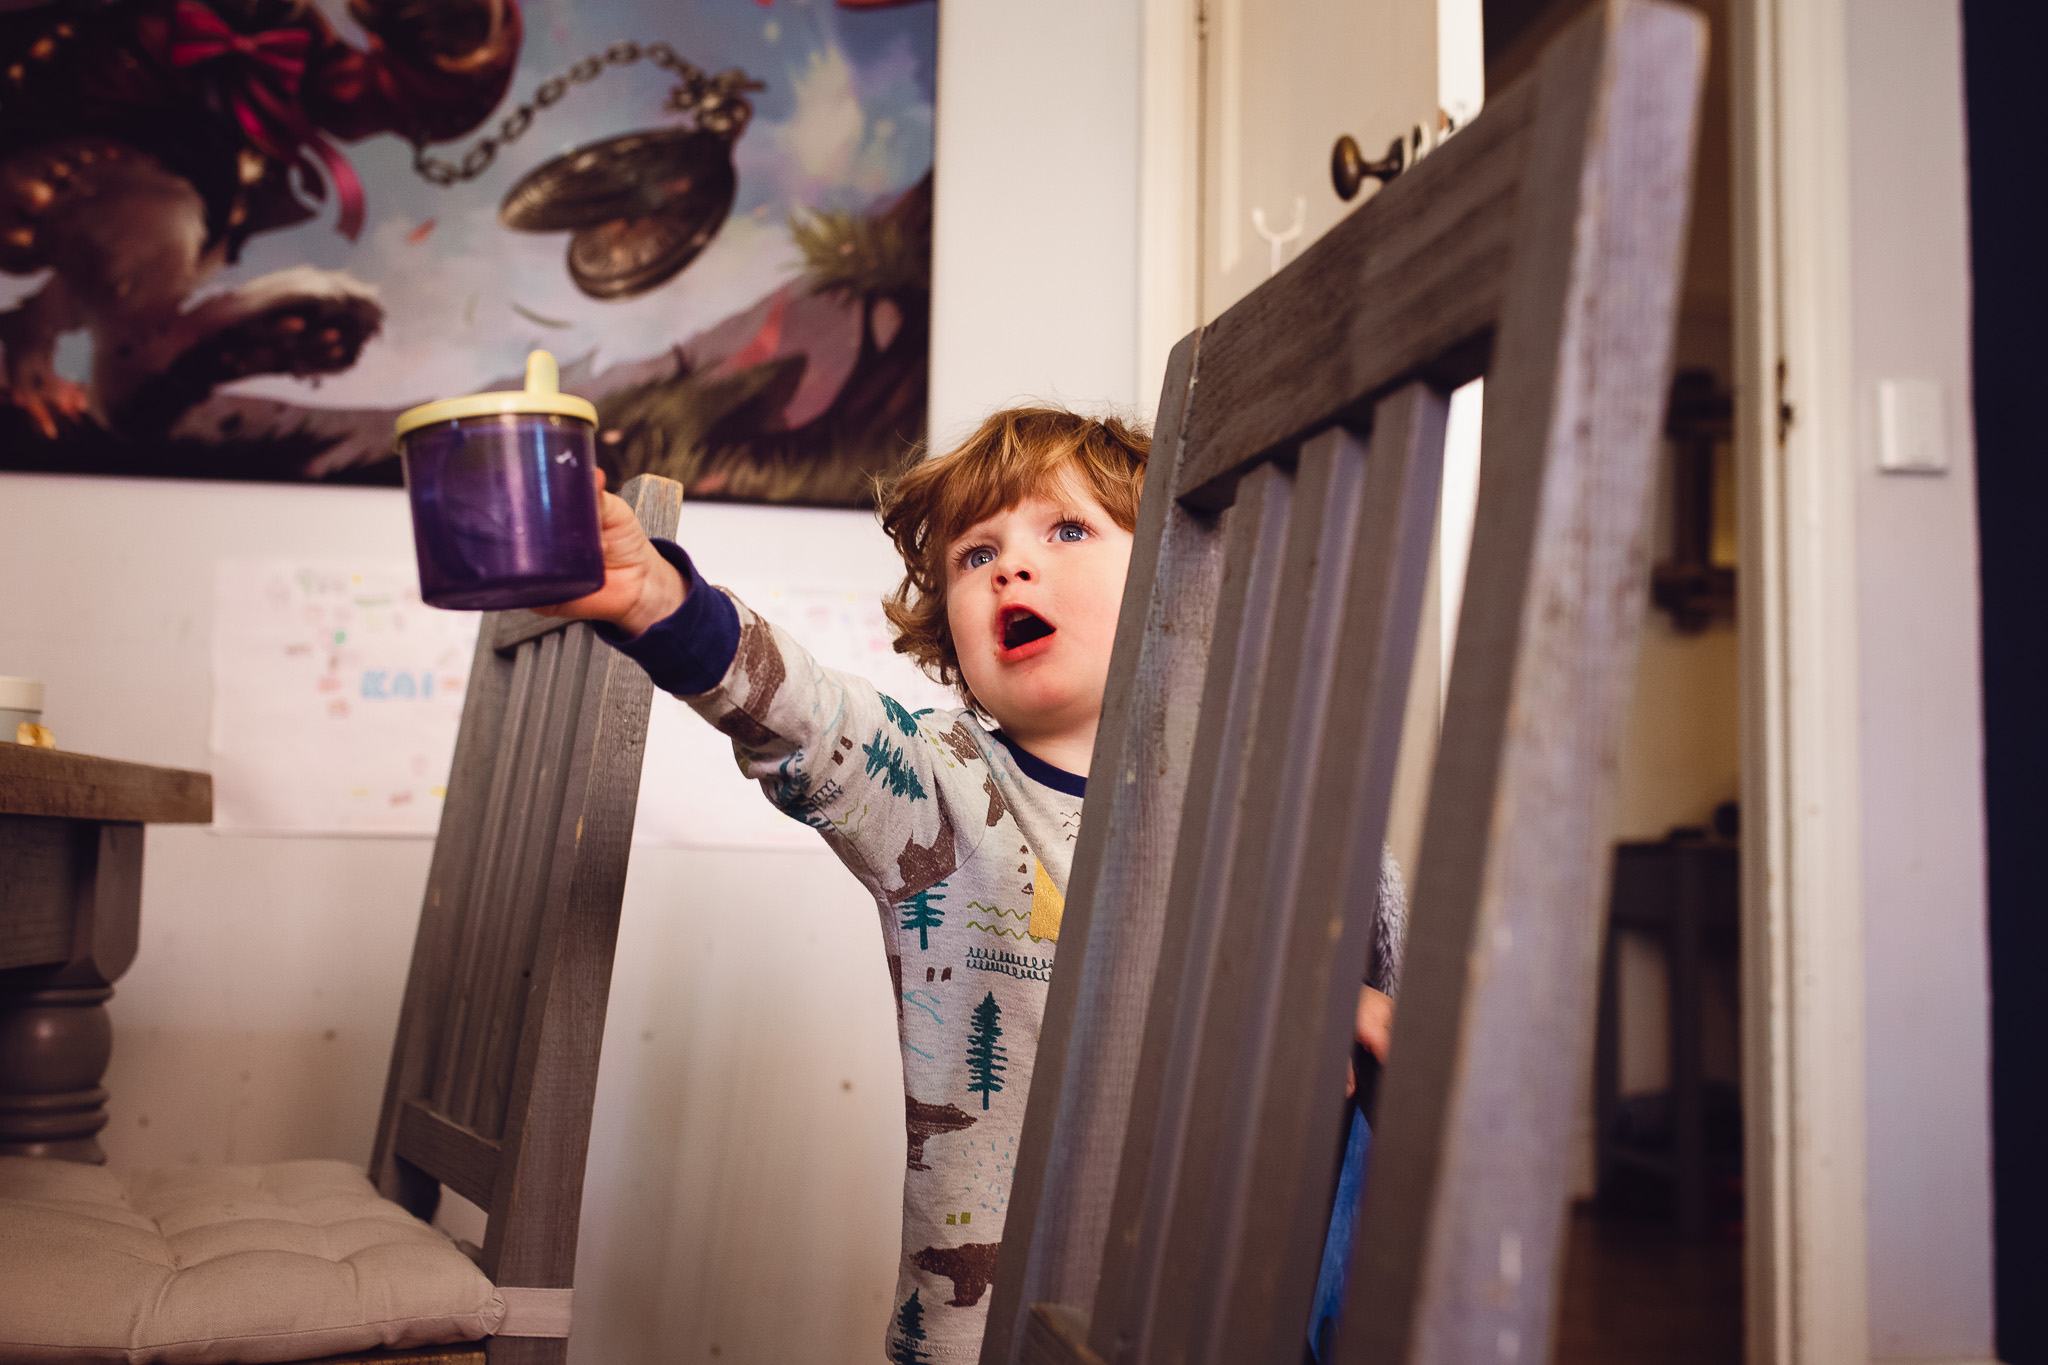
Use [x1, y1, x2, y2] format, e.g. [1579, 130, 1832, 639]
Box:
[992, 729, 1088, 798]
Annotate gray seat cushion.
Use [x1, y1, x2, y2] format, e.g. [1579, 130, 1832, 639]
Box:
[0, 1156, 504, 1364]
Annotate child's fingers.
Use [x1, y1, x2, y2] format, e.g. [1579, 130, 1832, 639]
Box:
[594, 489, 655, 555]
[1354, 985, 1394, 1064]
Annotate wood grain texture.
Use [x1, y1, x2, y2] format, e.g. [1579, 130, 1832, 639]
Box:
[394, 1100, 501, 1212]
[0, 746, 211, 824]
[0, 819, 144, 1160]
[448, 628, 564, 1132]
[1184, 391, 1445, 1365]
[474, 629, 590, 1138]
[980, 335, 1231, 1365]
[1086, 460, 1302, 1365]
[374, 586, 514, 1216]
[0, 817, 81, 969]
[1021, 1304, 1105, 1365]
[367, 473, 679, 1322]
[984, 6, 1701, 1363]
[493, 610, 571, 653]
[1154, 434, 1377, 1365]
[1169, 80, 1534, 510]
[482, 1338, 564, 1365]
[1337, 6, 1704, 1364]
[482, 473, 674, 1290]
[1090, 393, 1442, 1365]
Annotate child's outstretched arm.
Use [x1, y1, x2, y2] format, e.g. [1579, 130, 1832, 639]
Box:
[536, 472, 967, 904]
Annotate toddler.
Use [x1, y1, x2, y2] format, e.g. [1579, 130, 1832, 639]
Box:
[545, 407, 1400, 1362]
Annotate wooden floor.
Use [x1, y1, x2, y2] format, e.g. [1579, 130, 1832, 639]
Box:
[1551, 1204, 1743, 1364]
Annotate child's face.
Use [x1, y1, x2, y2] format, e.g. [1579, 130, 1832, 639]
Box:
[943, 475, 1135, 746]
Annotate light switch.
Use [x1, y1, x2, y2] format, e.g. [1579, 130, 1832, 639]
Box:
[1877, 378, 1948, 474]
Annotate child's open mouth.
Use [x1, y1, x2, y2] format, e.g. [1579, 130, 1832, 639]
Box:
[1000, 606, 1056, 653]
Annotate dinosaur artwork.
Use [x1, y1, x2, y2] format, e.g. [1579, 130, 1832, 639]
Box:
[0, 0, 519, 440]
[0, 0, 937, 507]
[908, 1240, 1001, 1308]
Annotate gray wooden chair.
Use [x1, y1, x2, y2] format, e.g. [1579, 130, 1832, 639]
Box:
[976, 5, 1705, 1364]
[0, 474, 682, 1365]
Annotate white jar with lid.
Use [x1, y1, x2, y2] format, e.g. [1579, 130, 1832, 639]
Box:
[0, 676, 46, 744]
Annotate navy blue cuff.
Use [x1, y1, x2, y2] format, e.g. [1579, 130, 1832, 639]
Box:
[594, 539, 741, 696]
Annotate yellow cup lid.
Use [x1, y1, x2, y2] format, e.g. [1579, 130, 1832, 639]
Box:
[394, 351, 598, 439]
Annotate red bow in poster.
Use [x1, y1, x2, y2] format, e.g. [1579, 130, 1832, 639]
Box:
[167, 1, 366, 239]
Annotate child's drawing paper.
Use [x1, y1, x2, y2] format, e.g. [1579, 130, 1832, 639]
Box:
[631, 579, 958, 850]
[211, 561, 479, 835]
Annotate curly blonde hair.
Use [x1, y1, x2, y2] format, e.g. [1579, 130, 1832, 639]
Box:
[878, 406, 1150, 702]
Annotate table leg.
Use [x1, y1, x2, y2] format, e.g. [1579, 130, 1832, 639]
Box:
[0, 820, 141, 1163]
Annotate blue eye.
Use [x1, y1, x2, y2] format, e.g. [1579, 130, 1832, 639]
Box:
[965, 546, 995, 569]
[1056, 522, 1089, 542]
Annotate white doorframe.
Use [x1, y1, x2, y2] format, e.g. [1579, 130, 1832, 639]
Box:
[1731, 0, 1872, 1360]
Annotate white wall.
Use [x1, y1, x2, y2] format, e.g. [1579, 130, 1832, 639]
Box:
[928, 2, 1143, 438]
[0, 3, 1144, 1361]
[1843, 1, 1997, 1356]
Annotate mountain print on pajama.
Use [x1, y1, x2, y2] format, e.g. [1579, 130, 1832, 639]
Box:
[604, 542, 1407, 1363]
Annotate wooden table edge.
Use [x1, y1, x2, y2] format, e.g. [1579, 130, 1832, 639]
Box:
[0, 745, 214, 824]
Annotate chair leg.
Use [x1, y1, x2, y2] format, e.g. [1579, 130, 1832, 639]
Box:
[485, 1337, 566, 1365]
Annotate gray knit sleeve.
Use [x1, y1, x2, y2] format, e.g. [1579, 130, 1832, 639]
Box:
[1369, 845, 1409, 1000]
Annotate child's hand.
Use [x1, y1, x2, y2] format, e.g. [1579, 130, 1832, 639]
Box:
[1345, 985, 1394, 1098]
[534, 470, 688, 635]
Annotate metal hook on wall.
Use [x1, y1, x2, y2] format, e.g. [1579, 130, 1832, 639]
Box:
[1251, 196, 1307, 276]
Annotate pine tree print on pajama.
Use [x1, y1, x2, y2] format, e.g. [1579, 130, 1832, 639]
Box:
[602, 540, 1407, 1363]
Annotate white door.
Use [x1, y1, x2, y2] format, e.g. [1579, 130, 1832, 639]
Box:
[1199, 0, 1482, 322]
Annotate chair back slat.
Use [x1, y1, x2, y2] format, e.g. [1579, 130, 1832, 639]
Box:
[370, 474, 683, 1300]
[473, 626, 594, 1137]
[986, 336, 1235, 1337]
[428, 635, 543, 1119]
[980, 5, 1704, 1363]
[1343, 10, 1705, 1361]
[440, 628, 554, 1127]
[1091, 391, 1447, 1365]
[1086, 458, 1302, 1362]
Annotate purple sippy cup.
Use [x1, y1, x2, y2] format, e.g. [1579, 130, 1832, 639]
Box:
[395, 351, 606, 611]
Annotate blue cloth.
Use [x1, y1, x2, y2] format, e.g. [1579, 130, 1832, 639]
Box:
[1307, 1107, 1372, 1361]
[595, 539, 742, 696]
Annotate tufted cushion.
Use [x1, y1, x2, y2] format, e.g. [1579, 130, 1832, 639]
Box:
[0, 1156, 504, 1364]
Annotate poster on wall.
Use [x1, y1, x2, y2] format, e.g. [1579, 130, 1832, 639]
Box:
[0, 0, 936, 508]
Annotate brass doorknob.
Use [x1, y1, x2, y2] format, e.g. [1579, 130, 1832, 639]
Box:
[1331, 133, 1405, 201]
